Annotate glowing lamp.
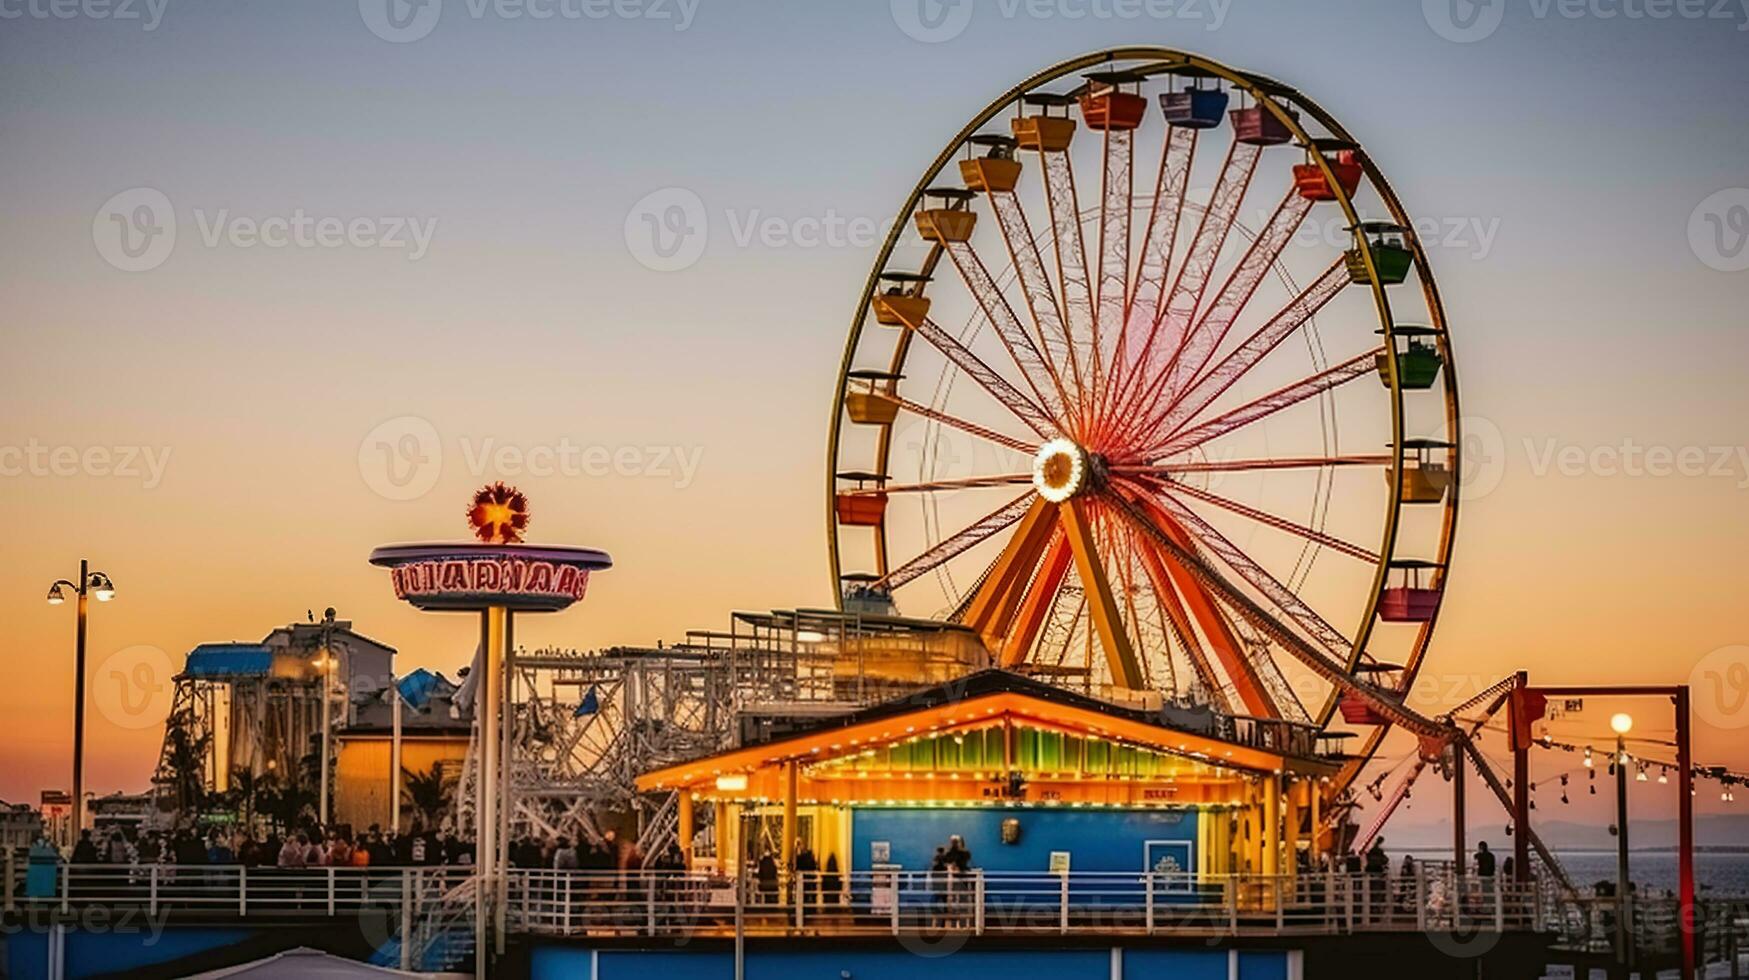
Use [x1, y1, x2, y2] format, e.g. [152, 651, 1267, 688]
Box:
[1610, 712, 1633, 735]
[46, 584, 66, 606]
[1032, 438, 1087, 502]
[90, 574, 116, 602]
[714, 773, 749, 792]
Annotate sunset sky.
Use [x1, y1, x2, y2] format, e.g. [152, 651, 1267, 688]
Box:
[2, 0, 1746, 834]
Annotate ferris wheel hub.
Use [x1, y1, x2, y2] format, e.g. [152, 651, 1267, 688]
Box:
[1033, 438, 1094, 503]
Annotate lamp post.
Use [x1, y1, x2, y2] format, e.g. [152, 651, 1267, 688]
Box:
[1609, 711, 1633, 977]
[316, 609, 338, 828]
[45, 560, 117, 844]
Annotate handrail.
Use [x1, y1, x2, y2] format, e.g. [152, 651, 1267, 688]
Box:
[18, 862, 1749, 966]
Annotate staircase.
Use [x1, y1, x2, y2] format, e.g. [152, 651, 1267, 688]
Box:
[368, 869, 479, 972]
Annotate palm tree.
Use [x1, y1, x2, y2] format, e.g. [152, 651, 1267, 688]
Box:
[228, 767, 264, 832]
[401, 764, 452, 828]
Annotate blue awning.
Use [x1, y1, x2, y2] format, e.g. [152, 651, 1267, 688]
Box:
[184, 644, 274, 678]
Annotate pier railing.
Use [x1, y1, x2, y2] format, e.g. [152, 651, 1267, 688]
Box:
[19, 864, 1548, 939]
[504, 867, 1546, 938]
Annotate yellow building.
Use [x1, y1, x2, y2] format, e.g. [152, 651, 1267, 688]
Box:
[638, 670, 1341, 883]
[332, 668, 470, 833]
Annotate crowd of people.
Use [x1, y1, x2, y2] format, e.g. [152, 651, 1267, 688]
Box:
[64, 823, 480, 871]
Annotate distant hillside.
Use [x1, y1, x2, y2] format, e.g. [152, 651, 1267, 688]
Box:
[1380, 814, 1749, 852]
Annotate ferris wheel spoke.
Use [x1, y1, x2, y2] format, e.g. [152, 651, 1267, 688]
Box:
[1110, 139, 1261, 432]
[1039, 149, 1097, 421]
[1136, 483, 1351, 657]
[1152, 349, 1379, 459]
[879, 492, 1036, 591]
[906, 315, 1057, 438]
[1153, 478, 1381, 565]
[863, 474, 1034, 495]
[986, 190, 1083, 411]
[1112, 491, 1278, 716]
[1114, 454, 1391, 476]
[887, 395, 1040, 456]
[940, 241, 1075, 426]
[1139, 188, 1318, 432]
[1149, 261, 1349, 443]
[1109, 125, 1196, 424]
[1094, 126, 1135, 418]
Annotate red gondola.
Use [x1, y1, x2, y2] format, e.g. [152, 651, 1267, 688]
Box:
[1230, 105, 1295, 146]
[1079, 71, 1148, 132]
[1378, 560, 1444, 623]
[1293, 144, 1364, 202]
[1339, 692, 1389, 725]
[835, 471, 889, 527]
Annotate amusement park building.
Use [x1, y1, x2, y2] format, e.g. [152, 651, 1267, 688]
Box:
[639, 670, 1345, 882]
[332, 669, 472, 832]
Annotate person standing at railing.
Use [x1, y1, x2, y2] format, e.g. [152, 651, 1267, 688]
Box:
[1474, 840, 1496, 916]
[822, 854, 842, 907]
[793, 837, 817, 910]
[71, 830, 99, 865]
[278, 832, 309, 869]
[756, 849, 779, 905]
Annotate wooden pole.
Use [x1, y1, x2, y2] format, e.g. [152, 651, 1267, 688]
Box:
[1509, 673, 1531, 882]
[1675, 687, 1695, 980]
[1452, 744, 1467, 876]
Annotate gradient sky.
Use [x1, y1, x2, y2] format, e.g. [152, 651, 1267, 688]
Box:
[2, 0, 1746, 834]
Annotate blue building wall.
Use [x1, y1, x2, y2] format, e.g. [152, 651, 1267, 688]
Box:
[532, 946, 1292, 980]
[8, 926, 258, 979]
[848, 806, 1197, 875]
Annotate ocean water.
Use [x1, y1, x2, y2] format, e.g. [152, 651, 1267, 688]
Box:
[1407, 849, 1749, 896]
[1549, 851, 1749, 896]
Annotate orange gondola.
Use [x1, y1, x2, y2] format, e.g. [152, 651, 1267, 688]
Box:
[960, 135, 1022, 193]
[871, 272, 931, 329]
[844, 370, 902, 426]
[915, 188, 979, 244]
[1012, 92, 1078, 152]
[1390, 439, 1454, 504]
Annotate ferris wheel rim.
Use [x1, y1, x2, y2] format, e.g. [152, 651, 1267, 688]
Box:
[824, 48, 1462, 793]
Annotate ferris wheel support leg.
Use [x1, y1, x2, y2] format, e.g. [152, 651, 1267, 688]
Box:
[1058, 498, 1143, 690]
[997, 532, 1071, 668]
[1134, 539, 1230, 712]
[964, 497, 1056, 640]
[1125, 495, 1277, 717]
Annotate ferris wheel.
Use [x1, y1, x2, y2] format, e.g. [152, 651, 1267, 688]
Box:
[827, 49, 1462, 789]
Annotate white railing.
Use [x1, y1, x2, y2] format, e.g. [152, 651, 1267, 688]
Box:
[22, 863, 472, 920]
[503, 868, 1546, 938]
[21, 864, 1549, 940]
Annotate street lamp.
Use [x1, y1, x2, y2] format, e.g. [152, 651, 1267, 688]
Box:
[1611, 712, 1633, 974]
[45, 560, 117, 844]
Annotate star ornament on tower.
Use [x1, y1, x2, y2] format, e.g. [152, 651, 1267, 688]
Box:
[468, 482, 530, 544]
